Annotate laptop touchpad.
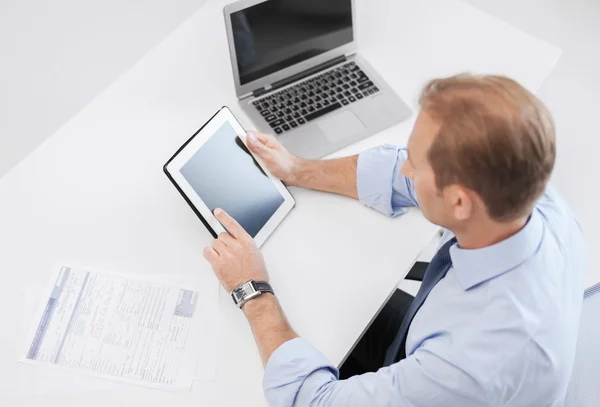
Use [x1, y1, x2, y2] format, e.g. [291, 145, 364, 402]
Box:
[317, 111, 366, 143]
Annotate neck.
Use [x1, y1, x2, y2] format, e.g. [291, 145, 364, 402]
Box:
[453, 215, 529, 250]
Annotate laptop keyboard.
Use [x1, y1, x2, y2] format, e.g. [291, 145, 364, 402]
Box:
[252, 61, 380, 135]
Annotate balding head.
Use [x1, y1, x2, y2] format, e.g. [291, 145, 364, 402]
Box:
[419, 74, 555, 222]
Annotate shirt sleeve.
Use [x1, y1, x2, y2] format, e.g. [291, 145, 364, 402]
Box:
[356, 145, 419, 217]
[263, 337, 488, 407]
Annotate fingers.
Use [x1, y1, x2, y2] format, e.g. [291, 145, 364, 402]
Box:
[218, 232, 235, 246]
[255, 132, 278, 148]
[211, 239, 227, 255]
[214, 208, 249, 240]
[247, 131, 278, 152]
[246, 131, 266, 155]
[203, 246, 218, 263]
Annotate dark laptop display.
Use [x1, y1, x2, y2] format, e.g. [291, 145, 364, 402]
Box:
[230, 0, 353, 85]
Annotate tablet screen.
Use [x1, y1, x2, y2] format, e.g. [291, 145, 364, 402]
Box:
[179, 122, 285, 238]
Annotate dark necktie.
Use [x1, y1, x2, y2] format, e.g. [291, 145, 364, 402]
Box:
[383, 237, 457, 366]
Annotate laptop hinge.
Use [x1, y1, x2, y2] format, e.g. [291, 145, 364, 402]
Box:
[251, 55, 347, 98]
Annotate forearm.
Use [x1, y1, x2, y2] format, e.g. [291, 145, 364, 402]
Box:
[288, 155, 358, 199]
[243, 293, 298, 366]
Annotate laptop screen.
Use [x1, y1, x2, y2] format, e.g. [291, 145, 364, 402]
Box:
[230, 0, 353, 86]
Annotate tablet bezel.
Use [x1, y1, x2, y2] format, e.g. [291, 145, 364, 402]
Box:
[164, 107, 295, 248]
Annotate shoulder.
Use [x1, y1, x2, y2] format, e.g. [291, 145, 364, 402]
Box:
[535, 185, 584, 244]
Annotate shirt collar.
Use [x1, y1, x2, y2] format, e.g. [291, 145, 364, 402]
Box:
[449, 209, 544, 291]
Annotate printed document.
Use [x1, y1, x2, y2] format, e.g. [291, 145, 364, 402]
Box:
[21, 266, 217, 391]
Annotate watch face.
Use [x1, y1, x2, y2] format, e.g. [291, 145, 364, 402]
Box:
[240, 283, 255, 297]
[232, 281, 257, 304]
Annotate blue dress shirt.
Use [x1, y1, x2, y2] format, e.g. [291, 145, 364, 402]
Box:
[263, 145, 587, 407]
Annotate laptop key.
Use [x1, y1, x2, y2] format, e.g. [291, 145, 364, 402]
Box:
[274, 127, 283, 134]
[256, 105, 264, 111]
[261, 110, 270, 117]
[358, 81, 374, 90]
[265, 114, 277, 122]
[336, 94, 344, 100]
[363, 91, 369, 97]
[270, 119, 285, 127]
[282, 124, 291, 131]
[298, 118, 306, 124]
[308, 106, 315, 112]
[304, 102, 342, 122]
[357, 94, 363, 100]
[285, 108, 292, 114]
[277, 111, 285, 118]
[301, 109, 308, 115]
[315, 103, 323, 109]
[349, 96, 356, 102]
[323, 100, 330, 106]
[290, 121, 298, 128]
[253, 100, 260, 106]
[285, 115, 293, 121]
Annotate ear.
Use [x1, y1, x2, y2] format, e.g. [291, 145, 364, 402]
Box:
[446, 185, 473, 221]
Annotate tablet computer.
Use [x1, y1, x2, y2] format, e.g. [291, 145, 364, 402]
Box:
[164, 107, 295, 248]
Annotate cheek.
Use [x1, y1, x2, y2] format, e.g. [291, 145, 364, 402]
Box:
[413, 176, 438, 214]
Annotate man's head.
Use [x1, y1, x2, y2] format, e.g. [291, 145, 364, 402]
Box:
[402, 74, 555, 231]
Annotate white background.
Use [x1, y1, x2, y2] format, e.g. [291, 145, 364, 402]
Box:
[0, 0, 207, 176]
[1, 0, 598, 286]
[0, 1, 593, 406]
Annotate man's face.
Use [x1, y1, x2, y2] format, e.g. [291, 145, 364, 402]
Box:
[401, 111, 454, 227]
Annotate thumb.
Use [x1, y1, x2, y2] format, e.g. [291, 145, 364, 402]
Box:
[247, 131, 269, 155]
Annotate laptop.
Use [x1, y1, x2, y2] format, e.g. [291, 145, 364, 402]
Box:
[223, 0, 412, 159]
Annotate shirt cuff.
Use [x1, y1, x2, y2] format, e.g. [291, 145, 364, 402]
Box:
[264, 338, 338, 406]
[357, 145, 407, 217]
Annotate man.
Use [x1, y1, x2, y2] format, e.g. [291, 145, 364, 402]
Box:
[203, 74, 587, 406]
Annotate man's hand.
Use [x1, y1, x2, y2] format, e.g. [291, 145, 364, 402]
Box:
[246, 131, 301, 185]
[203, 208, 268, 292]
[246, 130, 359, 199]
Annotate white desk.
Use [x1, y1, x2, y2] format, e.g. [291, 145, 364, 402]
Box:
[1, 0, 560, 405]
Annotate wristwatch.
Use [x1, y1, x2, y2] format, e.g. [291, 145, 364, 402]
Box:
[231, 279, 274, 308]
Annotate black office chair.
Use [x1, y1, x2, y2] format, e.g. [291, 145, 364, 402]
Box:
[565, 282, 600, 406]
